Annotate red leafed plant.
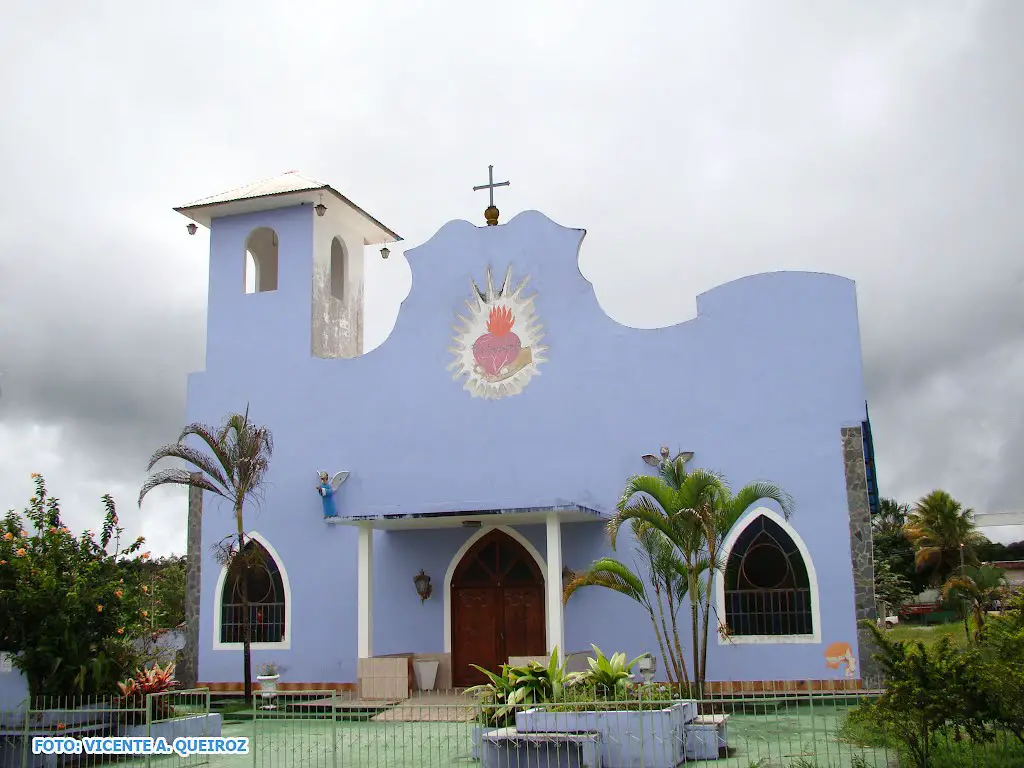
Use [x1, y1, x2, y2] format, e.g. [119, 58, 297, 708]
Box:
[117, 661, 180, 722]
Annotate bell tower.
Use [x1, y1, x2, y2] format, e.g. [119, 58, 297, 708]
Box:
[175, 172, 401, 364]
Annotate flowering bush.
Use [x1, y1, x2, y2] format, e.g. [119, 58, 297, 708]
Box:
[0, 475, 150, 697]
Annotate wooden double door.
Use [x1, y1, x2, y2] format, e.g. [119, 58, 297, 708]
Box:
[451, 530, 546, 688]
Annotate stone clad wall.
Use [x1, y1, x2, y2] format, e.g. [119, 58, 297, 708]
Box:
[178, 475, 203, 689]
[842, 426, 880, 681]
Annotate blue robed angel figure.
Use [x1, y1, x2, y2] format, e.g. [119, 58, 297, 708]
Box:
[317, 470, 350, 517]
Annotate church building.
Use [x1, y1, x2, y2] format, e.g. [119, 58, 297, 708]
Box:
[173, 170, 878, 694]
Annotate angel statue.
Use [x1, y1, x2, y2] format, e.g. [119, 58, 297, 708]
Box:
[641, 446, 693, 472]
[317, 470, 350, 518]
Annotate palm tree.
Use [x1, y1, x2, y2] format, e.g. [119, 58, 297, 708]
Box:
[563, 516, 699, 688]
[138, 408, 273, 700]
[903, 490, 988, 585]
[942, 563, 1006, 642]
[586, 454, 792, 692]
[873, 497, 910, 536]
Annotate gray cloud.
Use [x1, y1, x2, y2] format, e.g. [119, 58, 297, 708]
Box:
[1, 0, 1022, 552]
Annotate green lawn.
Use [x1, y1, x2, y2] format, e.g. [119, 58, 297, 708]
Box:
[885, 620, 970, 649]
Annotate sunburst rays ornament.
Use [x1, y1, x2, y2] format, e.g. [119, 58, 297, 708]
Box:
[448, 264, 546, 399]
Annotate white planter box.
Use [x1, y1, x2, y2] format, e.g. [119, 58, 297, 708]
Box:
[414, 660, 439, 692]
[684, 714, 728, 760]
[515, 700, 698, 768]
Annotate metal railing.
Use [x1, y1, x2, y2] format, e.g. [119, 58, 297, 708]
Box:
[725, 588, 814, 636]
[1, 688, 213, 767]
[4, 683, 1024, 766]
[219, 603, 285, 644]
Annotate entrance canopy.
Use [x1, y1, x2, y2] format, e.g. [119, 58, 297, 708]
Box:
[326, 503, 608, 530]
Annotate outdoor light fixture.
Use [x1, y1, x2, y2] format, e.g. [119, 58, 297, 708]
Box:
[186, 223, 197, 235]
[380, 245, 390, 259]
[414, 570, 433, 603]
[314, 193, 327, 217]
[638, 653, 656, 685]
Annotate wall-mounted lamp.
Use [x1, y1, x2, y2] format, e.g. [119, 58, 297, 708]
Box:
[186, 223, 197, 236]
[380, 245, 390, 260]
[314, 193, 327, 217]
[414, 570, 433, 603]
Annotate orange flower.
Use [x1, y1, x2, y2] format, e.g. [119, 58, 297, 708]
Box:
[30, 473, 40, 479]
[19, 530, 27, 538]
[14, 548, 26, 557]
[141, 585, 148, 594]
[116, 628, 124, 635]
[97, 605, 103, 613]
[140, 552, 151, 560]
[0, 560, 6, 565]
[48, 527, 57, 534]
[119, 578, 124, 584]
[59, 527, 70, 534]
[140, 610, 148, 618]
[114, 589, 123, 599]
[56, 722, 66, 730]
[3, 532, 12, 541]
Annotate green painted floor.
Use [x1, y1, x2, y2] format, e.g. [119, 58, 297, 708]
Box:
[119, 703, 895, 768]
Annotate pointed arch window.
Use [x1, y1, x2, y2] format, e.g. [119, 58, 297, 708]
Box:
[219, 539, 286, 644]
[723, 514, 814, 637]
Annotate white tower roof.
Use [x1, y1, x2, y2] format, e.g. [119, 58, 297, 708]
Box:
[174, 171, 401, 244]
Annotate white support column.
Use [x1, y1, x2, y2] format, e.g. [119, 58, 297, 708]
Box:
[545, 513, 565, 660]
[357, 524, 373, 659]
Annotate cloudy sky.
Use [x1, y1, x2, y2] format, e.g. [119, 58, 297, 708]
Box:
[1, 1, 1022, 554]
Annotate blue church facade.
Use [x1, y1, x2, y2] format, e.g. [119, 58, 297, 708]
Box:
[175, 172, 877, 692]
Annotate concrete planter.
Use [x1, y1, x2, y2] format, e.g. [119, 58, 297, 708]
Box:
[414, 660, 439, 692]
[684, 714, 728, 761]
[515, 700, 698, 768]
[470, 725, 497, 759]
[256, 674, 280, 708]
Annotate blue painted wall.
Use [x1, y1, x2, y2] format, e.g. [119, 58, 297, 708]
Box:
[188, 207, 868, 685]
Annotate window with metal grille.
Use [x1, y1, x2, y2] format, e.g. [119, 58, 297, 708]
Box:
[219, 540, 286, 644]
[724, 515, 813, 637]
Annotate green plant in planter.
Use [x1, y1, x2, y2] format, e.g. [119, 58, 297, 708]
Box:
[584, 645, 645, 700]
[464, 647, 586, 726]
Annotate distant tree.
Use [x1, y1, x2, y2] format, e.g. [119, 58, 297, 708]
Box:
[904, 490, 989, 586]
[943, 564, 1007, 642]
[978, 540, 1024, 563]
[873, 497, 910, 536]
[139, 408, 273, 701]
[874, 559, 915, 610]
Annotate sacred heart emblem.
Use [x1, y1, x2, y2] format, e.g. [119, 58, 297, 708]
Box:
[448, 265, 547, 399]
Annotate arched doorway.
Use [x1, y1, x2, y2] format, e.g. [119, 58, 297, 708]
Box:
[451, 530, 546, 687]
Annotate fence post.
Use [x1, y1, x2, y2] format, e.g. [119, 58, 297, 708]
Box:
[145, 692, 153, 768]
[21, 700, 29, 768]
[252, 691, 258, 768]
[331, 690, 338, 768]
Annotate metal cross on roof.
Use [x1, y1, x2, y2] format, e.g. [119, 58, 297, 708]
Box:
[473, 165, 510, 226]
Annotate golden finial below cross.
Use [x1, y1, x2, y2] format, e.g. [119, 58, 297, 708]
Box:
[472, 165, 510, 226]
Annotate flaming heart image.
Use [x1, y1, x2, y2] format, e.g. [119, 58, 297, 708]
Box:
[473, 306, 522, 377]
[449, 264, 547, 399]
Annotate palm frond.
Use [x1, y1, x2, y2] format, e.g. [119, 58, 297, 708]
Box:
[607, 495, 678, 549]
[729, 482, 795, 521]
[563, 558, 650, 610]
[138, 469, 226, 507]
